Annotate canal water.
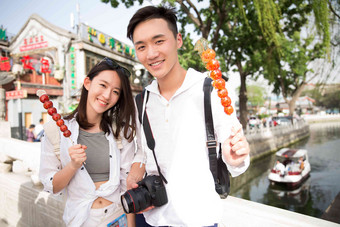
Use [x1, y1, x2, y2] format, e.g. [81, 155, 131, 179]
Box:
[230, 121, 340, 218]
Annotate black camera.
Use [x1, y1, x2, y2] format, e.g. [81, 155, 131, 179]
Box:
[120, 175, 168, 214]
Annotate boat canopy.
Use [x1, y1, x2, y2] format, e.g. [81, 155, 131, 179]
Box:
[275, 148, 307, 158]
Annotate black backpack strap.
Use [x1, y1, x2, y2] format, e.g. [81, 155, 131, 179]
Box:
[203, 77, 219, 184]
[135, 90, 168, 184]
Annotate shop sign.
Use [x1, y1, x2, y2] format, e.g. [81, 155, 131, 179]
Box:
[69, 47, 76, 90]
[0, 57, 11, 71]
[40, 58, 51, 73]
[21, 55, 35, 70]
[6, 90, 27, 100]
[84, 25, 136, 59]
[0, 27, 6, 41]
[19, 35, 48, 52]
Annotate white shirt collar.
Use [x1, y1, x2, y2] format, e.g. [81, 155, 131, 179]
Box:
[145, 68, 208, 99]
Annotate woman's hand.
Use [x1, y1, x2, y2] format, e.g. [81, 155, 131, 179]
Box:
[127, 162, 145, 190]
[68, 144, 87, 169]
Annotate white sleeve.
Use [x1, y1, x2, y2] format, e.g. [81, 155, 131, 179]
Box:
[132, 99, 146, 164]
[39, 134, 63, 195]
[119, 135, 135, 193]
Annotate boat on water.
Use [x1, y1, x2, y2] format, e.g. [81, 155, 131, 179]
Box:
[268, 148, 311, 189]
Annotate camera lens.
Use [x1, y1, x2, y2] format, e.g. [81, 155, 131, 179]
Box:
[121, 186, 152, 213]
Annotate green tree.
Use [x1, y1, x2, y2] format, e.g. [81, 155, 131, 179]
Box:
[262, 0, 332, 117]
[238, 84, 266, 113]
[304, 84, 340, 110]
[320, 88, 340, 110]
[247, 85, 266, 108]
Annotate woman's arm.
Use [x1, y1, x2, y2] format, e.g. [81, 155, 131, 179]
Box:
[52, 144, 87, 193]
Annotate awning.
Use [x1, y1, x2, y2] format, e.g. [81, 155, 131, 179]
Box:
[0, 72, 15, 85]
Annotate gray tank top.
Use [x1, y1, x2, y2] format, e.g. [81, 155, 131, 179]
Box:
[77, 129, 110, 182]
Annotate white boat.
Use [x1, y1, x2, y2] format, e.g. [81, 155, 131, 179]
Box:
[268, 148, 311, 189]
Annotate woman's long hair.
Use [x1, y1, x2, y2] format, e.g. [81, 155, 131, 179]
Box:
[64, 60, 136, 142]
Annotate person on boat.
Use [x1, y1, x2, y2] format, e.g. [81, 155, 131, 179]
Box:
[275, 160, 286, 176]
[299, 157, 305, 170]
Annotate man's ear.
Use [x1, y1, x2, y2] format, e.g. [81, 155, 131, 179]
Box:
[176, 33, 183, 49]
[83, 77, 91, 90]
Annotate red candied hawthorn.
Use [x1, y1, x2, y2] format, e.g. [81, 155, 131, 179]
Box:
[52, 113, 61, 121]
[63, 130, 71, 138]
[43, 101, 53, 109]
[47, 107, 57, 116]
[60, 125, 68, 132]
[39, 94, 49, 103]
[217, 88, 228, 98]
[206, 59, 220, 71]
[221, 96, 231, 107]
[224, 106, 234, 115]
[213, 79, 225, 90]
[56, 119, 64, 127]
[201, 49, 216, 63]
[210, 69, 222, 80]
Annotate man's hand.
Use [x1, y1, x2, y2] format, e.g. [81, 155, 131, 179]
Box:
[126, 163, 154, 213]
[222, 124, 249, 167]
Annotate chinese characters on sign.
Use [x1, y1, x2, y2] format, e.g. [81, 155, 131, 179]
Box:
[70, 47, 76, 90]
[5, 90, 27, 100]
[86, 26, 136, 58]
[40, 58, 51, 74]
[19, 35, 48, 52]
[21, 56, 35, 70]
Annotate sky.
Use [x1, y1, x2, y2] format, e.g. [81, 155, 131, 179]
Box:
[0, 0, 156, 46]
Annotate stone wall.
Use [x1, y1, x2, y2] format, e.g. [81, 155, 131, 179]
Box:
[245, 120, 310, 160]
[0, 173, 65, 227]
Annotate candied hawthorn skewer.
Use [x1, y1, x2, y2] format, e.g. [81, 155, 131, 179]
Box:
[194, 38, 234, 115]
[36, 90, 73, 140]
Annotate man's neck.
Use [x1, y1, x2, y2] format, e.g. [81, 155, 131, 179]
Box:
[157, 64, 187, 101]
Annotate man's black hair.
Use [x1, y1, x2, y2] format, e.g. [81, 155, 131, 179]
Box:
[127, 6, 178, 41]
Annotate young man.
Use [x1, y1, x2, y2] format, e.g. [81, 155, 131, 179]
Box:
[127, 6, 250, 226]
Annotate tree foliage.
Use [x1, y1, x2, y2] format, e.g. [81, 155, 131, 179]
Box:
[302, 84, 340, 109]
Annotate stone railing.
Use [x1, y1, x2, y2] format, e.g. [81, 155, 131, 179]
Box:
[244, 120, 310, 160]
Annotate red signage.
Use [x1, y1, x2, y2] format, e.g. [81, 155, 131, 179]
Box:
[21, 55, 34, 70]
[6, 90, 28, 100]
[0, 57, 10, 71]
[20, 41, 48, 52]
[40, 58, 51, 73]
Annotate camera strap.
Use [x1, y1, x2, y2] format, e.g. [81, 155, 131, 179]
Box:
[136, 90, 168, 184]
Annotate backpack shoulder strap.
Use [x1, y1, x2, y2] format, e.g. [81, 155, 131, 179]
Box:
[43, 120, 61, 161]
[203, 77, 219, 183]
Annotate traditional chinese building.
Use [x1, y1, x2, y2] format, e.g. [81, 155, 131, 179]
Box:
[0, 26, 15, 123]
[3, 14, 145, 139]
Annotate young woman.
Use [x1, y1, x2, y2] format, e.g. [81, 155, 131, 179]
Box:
[39, 58, 142, 226]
